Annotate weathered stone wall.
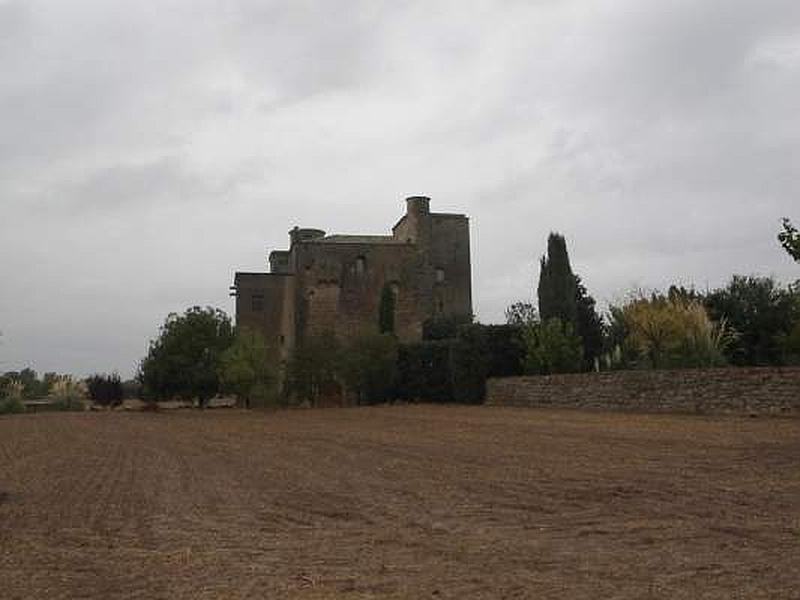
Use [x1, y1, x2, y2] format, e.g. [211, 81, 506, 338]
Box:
[429, 214, 471, 319]
[234, 196, 473, 354]
[292, 240, 424, 343]
[234, 272, 293, 359]
[486, 367, 800, 415]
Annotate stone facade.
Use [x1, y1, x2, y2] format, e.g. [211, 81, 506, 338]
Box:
[486, 367, 800, 415]
[233, 196, 472, 360]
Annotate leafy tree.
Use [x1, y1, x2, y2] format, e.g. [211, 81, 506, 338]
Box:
[121, 379, 143, 399]
[775, 320, 800, 365]
[287, 331, 342, 406]
[378, 284, 396, 334]
[505, 302, 537, 326]
[395, 341, 453, 402]
[574, 276, 604, 371]
[450, 324, 491, 404]
[422, 313, 473, 340]
[341, 333, 398, 404]
[778, 218, 800, 262]
[537, 233, 577, 327]
[139, 306, 234, 406]
[85, 373, 124, 407]
[705, 276, 800, 365]
[522, 318, 584, 375]
[219, 328, 277, 408]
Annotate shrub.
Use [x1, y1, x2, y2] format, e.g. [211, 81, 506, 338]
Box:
[287, 331, 342, 406]
[395, 341, 453, 402]
[219, 328, 278, 408]
[49, 376, 88, 411]
[86, 373, 124, 407]
[705, 276, 800, 366]
[341, 333, 399, 405]
[621, 293, 733, 369]
[522, 318, 584, 375]
[0, 397, 25, 415]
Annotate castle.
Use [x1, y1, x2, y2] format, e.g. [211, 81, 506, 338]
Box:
[232, 196, 472, 358]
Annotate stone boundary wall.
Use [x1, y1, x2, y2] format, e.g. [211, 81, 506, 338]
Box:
[486, 367, 800, 415]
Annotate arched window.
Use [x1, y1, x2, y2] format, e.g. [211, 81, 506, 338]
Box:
[355, 256, 366, 276]
[435, 268, 445, 283]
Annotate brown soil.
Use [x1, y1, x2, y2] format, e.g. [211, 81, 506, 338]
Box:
[1, 406, 798, 599]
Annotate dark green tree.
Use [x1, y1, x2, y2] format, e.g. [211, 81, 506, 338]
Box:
[574, 276, 604, 370]
[378, 283, 396, 334]
[537, 233, 577, 327]
[505, 301, 537, 326]
[422, 313, 473, 340]
[139, 306, 234, 406]
[219, 328, 277, 408]
[85, 373, 124, 407]
[287, 331, 342, 406]
[522, 318, 584, 375]
[705, 276, 800, 365]
[341, 333, 398, 404]
[779, 218, 800, 261]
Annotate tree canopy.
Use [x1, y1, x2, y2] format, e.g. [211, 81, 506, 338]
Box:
[537, 233, 577, 326]
[139, 306, 234, 404]
[779, 218, 800, 262]
[219, 327, 277, 408]
[704, 276, 800, 366]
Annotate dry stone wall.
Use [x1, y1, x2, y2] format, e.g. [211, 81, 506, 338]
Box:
[486, 367, 800, 415]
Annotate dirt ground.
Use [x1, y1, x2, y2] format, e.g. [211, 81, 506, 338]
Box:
[1, 406, 798, 599]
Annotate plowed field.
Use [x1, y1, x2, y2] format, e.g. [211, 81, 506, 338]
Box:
[1, 406, 798, 599]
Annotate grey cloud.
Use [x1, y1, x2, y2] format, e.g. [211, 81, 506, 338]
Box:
[1, 0, 799, 377]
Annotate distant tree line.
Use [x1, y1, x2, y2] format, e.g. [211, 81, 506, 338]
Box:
[1, 368, 140, 414]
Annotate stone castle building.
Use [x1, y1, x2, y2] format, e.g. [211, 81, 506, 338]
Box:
[233, 196, 472, 356]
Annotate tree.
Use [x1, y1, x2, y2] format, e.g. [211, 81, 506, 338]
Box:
[522, 318, 583, 375]
[574, 276, 604, 371]
[505, 302, 537, 326]
[778, 218, 800, 262]
[341, 333, 398, 404]
[378, 283, 396, 334]
[705, 276, 800, 365]
[86, 373, 124, 407]
[422, 313, 473, 340]
[287, 331, 342, 406]
[219, 328, 277, 408]
[139, 306, 234, 406]
[537, 233, 577, 327]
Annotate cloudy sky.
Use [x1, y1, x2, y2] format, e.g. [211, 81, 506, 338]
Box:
[1, 0, 798, 378]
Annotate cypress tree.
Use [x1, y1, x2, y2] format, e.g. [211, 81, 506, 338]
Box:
[575, 275, 605, 370]
[537, 233, 577, 326]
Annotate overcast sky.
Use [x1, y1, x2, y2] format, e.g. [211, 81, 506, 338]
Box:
[1, 0, 798, 378]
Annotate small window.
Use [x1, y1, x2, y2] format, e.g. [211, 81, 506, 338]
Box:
[278, 335, 285, 346]
[251, 294, 264, 312]
[355, 256, 366, 276]
[435, 268, 445, 283]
